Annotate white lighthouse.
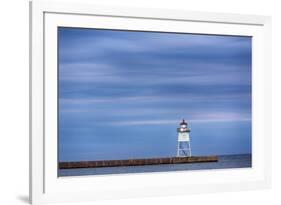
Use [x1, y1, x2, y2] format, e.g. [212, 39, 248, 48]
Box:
[177, 119, 192, 157]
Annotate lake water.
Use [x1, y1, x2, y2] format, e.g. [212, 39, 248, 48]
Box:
[58, 154, 251, 177]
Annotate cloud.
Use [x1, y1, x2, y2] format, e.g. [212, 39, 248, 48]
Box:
[58, 28, 252, 159]
[103, 114, 251, 126]
[59, 92, 251, 108]
[59, 62, 251, 87]
[60, 109, 251, 126]
[59, 28, 251, 62]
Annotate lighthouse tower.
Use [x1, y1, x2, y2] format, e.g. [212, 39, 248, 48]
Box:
[177, 119, 192, 157]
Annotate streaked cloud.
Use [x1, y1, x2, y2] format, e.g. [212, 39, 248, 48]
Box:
[58, 28, 252, 161]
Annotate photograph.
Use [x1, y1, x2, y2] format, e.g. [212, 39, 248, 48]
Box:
[57, 27, 252, 177]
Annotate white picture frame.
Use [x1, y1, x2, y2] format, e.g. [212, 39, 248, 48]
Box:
[29, 1, 272, 204]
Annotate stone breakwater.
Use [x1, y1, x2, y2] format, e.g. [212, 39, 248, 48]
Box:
[59, 156, 218, 169]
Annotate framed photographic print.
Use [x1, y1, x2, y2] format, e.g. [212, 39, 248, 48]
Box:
[30, 1, 271, 204]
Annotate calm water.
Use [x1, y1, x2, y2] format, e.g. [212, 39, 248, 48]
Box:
[58, 154, 251, 177]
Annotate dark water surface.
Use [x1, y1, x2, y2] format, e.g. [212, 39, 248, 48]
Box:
[58, 154, 251, 177]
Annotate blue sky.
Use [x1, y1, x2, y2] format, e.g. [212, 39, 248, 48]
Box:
[58, 27, 252, 162]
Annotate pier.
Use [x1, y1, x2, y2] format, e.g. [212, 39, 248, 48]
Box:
[59, 156, 218, 169]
